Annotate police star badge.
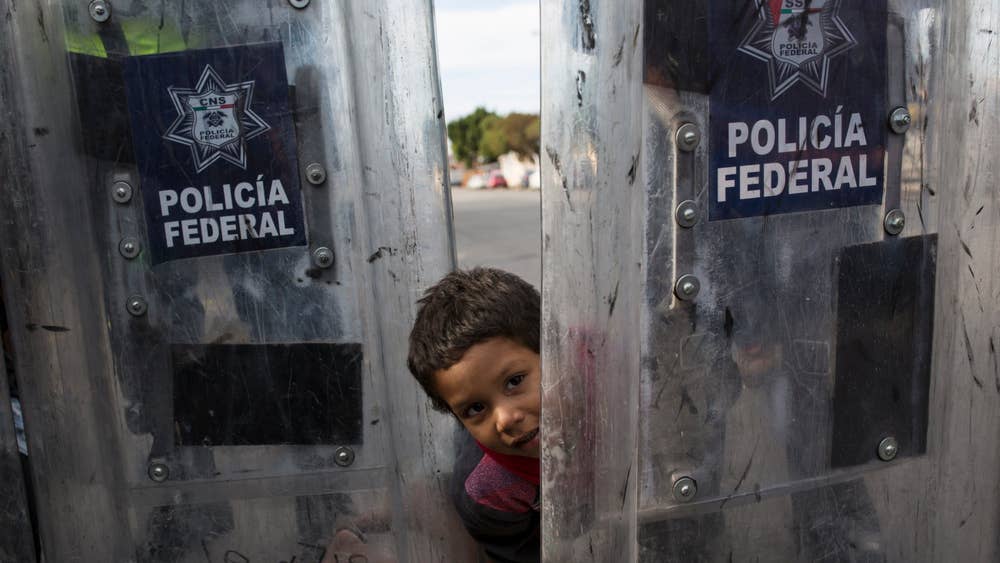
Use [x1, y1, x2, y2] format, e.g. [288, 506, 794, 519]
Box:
[163, 65, 271, 172]
[738, 0, 857, 100]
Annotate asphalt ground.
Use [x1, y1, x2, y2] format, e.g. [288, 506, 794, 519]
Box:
[450, 187, 542, 289]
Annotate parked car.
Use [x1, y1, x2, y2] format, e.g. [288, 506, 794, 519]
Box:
[487, 171, 508, 188]
[465, 174, 486, 189]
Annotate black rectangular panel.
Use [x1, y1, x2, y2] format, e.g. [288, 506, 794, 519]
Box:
[69, 53, 135, 163]
[643, 0, 711, 93]
[172, 343, 363, 446]
[831, 235, 936, 467]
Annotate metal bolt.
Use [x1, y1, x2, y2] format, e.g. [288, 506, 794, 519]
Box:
[288, 0, 310, 8]
[676, 123, 700, 152]
[672, 476, 698, 502]
[88, 0, 111, 23]
[878, 436, 899, 462]
[305, 162, 326, 185]
[126, 295, 148, 317]
[312, 247, 334, 269]
[112, 181, 133, 204]
[148, 462, 169, 482]
[119, 237, 140, 259]
[675, 200, 699, 228]
[674, 274, 701, 301]
[889, 107, 912, 134]
[884, 209, 905, 236]
[335, 446, 355, 467]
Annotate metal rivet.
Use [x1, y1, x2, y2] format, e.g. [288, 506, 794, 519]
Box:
[674, 274, 701, 301]
[675, 200, 699, 228]
[676, 123, 700, 152]
[126, 295, 148, 317]
[335, 446, 355, 467]
[288, 0, 310, 8]
[88, 0, 111, 22]
[889, 107, 911, 134]
[672, 476, 698, 502]
[148, 462, 169, 482]
[112, 181, 133, 204]
[884, 209, 905, 236]
[119, 237, 140, 259]
[312, 247, 334, 269]
[878, 436, 899, 462]
[305, 162, 326, 185]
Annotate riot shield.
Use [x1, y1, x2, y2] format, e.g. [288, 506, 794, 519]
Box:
[542, 0, 1000, 561]
[0, 1, 476, 561]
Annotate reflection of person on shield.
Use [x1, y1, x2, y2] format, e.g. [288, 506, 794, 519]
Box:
[728, 298, 785, 389]
[717, 233, 884, 560]
[718, 275, 798, 560]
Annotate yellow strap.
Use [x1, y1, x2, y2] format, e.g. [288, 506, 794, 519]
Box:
[64, 30, 107, 57]
[65, 20, 190, 57]
[121, 19, 188, 55]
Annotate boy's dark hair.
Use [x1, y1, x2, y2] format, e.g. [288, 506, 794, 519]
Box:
[407, 267, 540, 413]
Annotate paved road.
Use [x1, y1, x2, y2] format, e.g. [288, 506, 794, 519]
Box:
[451, 187, 541, 289]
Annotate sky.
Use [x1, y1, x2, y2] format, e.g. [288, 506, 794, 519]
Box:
[434, 0, 541, 120]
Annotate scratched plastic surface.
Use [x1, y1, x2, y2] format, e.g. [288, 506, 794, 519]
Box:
[0, 1, 476, 561]
[541, 0, 1000, 561]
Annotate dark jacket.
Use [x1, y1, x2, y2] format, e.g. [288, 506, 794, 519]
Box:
[450, 432, 540, 563]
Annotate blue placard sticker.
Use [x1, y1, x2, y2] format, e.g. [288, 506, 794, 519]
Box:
[124, 43, 306, 263]
[709, 0, 887, 221]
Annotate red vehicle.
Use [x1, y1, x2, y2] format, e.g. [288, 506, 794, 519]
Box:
[486, 171, 508, 188]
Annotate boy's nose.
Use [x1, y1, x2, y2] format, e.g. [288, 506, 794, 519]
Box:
[495, 404, 525, 434]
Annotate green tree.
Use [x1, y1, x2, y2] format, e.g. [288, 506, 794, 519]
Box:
[447, 107, 498, 166]
[447, 108, 541, 165]
[499, 113, 540, 158]
[478, 114, 509, 163]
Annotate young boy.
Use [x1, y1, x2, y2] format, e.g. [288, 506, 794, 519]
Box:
[407, 268, 541, 563]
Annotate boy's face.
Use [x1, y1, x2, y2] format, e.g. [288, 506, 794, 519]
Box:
[434, 337, 541, 458]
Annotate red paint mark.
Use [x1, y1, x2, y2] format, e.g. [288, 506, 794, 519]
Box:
[769, 0, 784, 25]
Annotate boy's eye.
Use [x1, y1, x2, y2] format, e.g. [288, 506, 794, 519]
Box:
[506, 373, 525, 390]
[464, 402, 486, 418]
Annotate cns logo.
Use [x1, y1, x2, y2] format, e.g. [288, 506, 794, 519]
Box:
[163, 65, 271, 172]
[738, 0, 857, 99]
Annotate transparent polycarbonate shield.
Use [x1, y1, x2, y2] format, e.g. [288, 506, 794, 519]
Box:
[0, 1, 475, 561]
[542, 0, 1000, 561]
[639, 0, 930, 514]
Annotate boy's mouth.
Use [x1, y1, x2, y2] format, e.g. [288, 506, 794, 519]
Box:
[512, 428, 539, 448]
